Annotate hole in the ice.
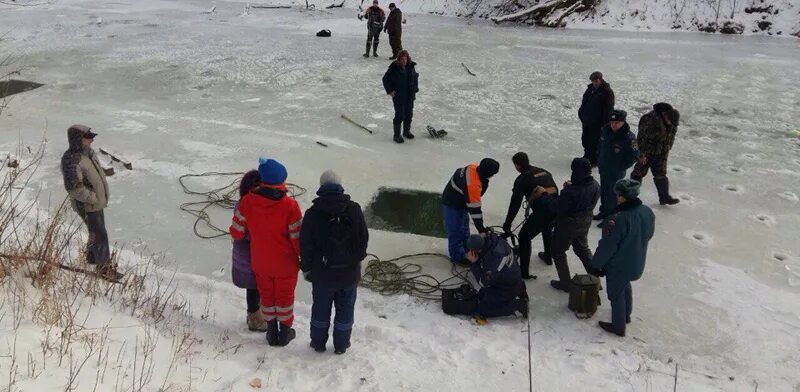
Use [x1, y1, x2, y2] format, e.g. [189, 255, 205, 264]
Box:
[0, 80, 45, 99]
[725, 185, 739, 192]
[757, 215, 768, 222]
[773, 253, 787, 262]
[365, 187, 446, 238]
[727, 166, 741, 173]
[693, 233, 705, 241]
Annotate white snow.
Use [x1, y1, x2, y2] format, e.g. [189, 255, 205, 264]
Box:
[1, 0, 799, 391]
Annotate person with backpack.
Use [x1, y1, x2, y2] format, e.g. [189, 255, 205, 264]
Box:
[362, 0, 385, 58]
[502, 152, 558, 279]
[631, 103, 681, 205]
[595, 109, 640, 226]
[534, 158, 601, 292]
[441, 158, 500, 265]
[591, 179, 655, 337]
[231, 170, 267, 332]
[578, 71, 615, 166]
[384, 3, 403, 59]
[60, 124, 122, 281]
[300, 170, 369, 355]
[465, 233, 528, 319]
[382, 50, 419, 144]
[230, 158, 303, 347]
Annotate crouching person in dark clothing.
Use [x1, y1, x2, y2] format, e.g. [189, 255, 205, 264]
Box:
[591, 179, 655, 337]
[465, 233, 528, 319]
[300, 170, 369, 354]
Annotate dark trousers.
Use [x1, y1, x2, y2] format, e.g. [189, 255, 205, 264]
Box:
[606, 275, 632, 332]
[246, 289, 260, 313]
[517, 213, 554, 277]
[366, 27, 381, 53]
[78, 209, 111, 265]
[631, 155, 668, 180]
[551, 214, 594, 283]
[389, 33, 402, 57]
[599, 170, 626, 218]
[443, 205, 469, 262]
[392, 98, 413, 136]
[581, 123, 602, 165]
[310, 284, 357, 351]
[476, 281, 527, 318]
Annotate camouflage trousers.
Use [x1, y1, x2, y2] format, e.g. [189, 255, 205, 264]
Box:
[631, 155, 668, 181]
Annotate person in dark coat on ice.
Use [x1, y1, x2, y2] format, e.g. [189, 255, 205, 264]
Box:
[578, 71, 615, 166]
[534, 158, 601, 292]
[231, 170, 267, 332]
[465, 233, 528, 319]
[631, 102, 681, 205]
[591, 179, 655, 337]
[382, 50, 419, 144]
[362, 0, 385, 57]
[384, 3, 403, 59]
[502, 152, 558, 279]
[595, 110, 639, 225]
[300, 170, 369, 355]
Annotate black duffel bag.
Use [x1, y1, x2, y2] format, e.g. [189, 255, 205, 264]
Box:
[442, 284, 479, 315]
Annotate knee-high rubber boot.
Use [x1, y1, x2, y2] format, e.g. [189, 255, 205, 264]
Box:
[393, 121, 404, 143]
[265, 320, 279, 346]
[654, 177, 679, 205]
[364, 41, 371, 58]
[372, 41, 379, 57]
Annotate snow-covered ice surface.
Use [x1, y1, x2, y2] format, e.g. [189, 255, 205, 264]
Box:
[1, 0, 800, 390]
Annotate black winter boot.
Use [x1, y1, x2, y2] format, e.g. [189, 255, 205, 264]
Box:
[265, 320, 279, 346]
[549, 280, 570, 293]
[402, 122, 414, 139]
[515, 298, 529, 319]
[599, 321, 625, 337]
[537, 251, 552, 265]
[372, 42, 379, 57]
[277, 323, 296, 347]
[363, 42, 371, 58]
[393, 122, 404, 143]
[654, 177, 679, 205]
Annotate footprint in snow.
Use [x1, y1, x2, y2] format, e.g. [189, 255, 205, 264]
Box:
[685, 230, 713, 247]
[211, 267, 225, 278]
[669, 165, 691, 175]
[742, 141, 761, 149]
[676, 193, 695, 204]
[740, 153, 760, 161]
[723, 166, 744, 174]
[752, 214, 776, 226]
[697, 136, 714, 144]
[770, 251, 792, 264]
[722, 184, 745, 194]
[777, 191, 798, 202]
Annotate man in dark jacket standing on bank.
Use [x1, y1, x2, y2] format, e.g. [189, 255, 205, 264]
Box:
[384, 3, 403, 59]
[465, 233, 528, 319]
[591, 179, 655, 337]
[535, 158, 600, 292]
[502, 152, 557, 279]
[596, 110, 639, 225]
[382, 50, 419, 144]
[442, 158, 500, 265]
[300, 170, 369, 355]
[60, 124, 121, 281]
[632, 102, 681, 205]
[362, 0, 385, 57]
[578, 71, 615, 166]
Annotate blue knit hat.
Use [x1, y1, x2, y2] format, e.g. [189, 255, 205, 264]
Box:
[257, 157, 287, 185]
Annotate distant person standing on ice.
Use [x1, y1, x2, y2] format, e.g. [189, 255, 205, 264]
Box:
[384, 3, 403, 59]
[300, 170, 369, 355]
[595, 110, 639, 227]
[631, 103, 681, 205]
[231, 170, 267, 332]
[60, 124, 121, 281]
[362, 0, 385, 58]
[590, 179, 655, 337]
[230, 158, 303, 347]
[578, 71, 615, 166]
[441, 158, 500, 265]
[382, 50, 419, 143]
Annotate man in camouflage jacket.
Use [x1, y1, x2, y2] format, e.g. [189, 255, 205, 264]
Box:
[631, 103, 680, 205]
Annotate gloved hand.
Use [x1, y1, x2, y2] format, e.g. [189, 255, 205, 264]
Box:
[303, 271, 313, 283]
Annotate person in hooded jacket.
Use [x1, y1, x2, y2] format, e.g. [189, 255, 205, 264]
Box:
[230, 158, 303, 347]
[300, 170, 369, 355]
[60, 124, 121, 281]
[441, 158, 500, 265]
[382, 50, 419, 144]
[534, 158, 601, 292]
[591, 179, 655, 337]
[595, 110, 640, 225]
[231, 170, 266, 332]
[578, 71, 615, 166]
[465, 233, 528, 319]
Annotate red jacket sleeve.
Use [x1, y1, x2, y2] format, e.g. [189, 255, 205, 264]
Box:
[229, 198, 248, 240]
[287, 200, 303, 259]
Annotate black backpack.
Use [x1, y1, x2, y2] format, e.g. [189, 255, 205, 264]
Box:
[442, 284, 478, 315]
[567, 274, 602, 319]
[319, 207, 360, 269]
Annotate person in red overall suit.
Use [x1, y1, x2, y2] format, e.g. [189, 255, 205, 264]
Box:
[230, 158, 303, 347]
